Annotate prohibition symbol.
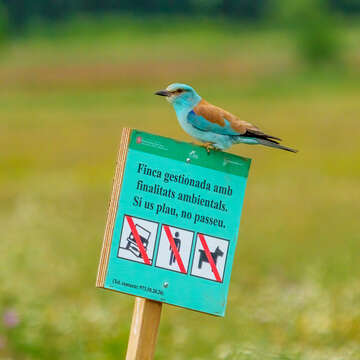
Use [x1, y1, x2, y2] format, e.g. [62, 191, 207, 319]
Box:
[191, 233, 229, 282]
[118, 215, 159, 265]
[155, 225, 194, 274]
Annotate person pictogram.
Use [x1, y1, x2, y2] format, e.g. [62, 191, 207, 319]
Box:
[169, 231, 181, 266]
[155, 225, 194, 274]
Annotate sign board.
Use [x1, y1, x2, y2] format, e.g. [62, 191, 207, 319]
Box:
[96, 128, 251, 316]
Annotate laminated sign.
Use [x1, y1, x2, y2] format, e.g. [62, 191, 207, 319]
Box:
[96, 128, 251, 316]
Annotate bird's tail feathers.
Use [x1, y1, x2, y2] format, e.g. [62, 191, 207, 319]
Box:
[257, 139, 298, 153]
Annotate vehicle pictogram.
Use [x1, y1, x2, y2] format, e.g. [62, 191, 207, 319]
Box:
[118, 215, 159, 265]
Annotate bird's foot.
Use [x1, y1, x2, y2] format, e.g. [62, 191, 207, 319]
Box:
[201, 142, 216, 154]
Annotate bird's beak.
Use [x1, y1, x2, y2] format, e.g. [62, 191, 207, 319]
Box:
[154, 90, 171, 97]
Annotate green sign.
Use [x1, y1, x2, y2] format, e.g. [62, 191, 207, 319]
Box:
[97, 129, 251, 316]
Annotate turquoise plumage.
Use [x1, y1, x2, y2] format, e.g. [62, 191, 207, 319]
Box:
[155, 83, 297, 153]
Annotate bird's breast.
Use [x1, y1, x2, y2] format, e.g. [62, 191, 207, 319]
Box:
[174, 108, 192, 131]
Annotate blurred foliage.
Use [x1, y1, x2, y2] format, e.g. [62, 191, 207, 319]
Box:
[1, 0, 360, 31]
[270, 0, 341, 66]
[222, 0, 267, 18]
[189, 0, 222, 14]
[330, 0, 360, 13]
[0, 1, 8, 45]
[1, 14, 360, 359]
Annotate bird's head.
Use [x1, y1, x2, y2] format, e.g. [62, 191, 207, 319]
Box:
[155, 83, 201, 109]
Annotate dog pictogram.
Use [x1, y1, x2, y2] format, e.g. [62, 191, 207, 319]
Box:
[198, 246, 224, 269]
[191, 233, 229, 282]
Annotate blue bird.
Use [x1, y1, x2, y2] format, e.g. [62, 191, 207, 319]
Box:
[155, 83, 297, 153]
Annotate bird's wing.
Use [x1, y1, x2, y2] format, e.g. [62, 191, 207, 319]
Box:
[188, 99, 281, 142]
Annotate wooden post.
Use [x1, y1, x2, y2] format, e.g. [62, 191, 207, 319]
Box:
[125, 297, 163, 360]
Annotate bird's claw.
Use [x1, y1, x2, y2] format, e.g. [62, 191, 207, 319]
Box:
[201, 142, 216, 154]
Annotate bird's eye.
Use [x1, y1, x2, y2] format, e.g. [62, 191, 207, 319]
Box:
[177, 89, 184, 94]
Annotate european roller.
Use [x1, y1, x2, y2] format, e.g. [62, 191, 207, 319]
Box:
[155, 83, 297, 153]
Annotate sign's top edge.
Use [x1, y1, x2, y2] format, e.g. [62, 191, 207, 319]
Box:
[128, 129, 251, 178]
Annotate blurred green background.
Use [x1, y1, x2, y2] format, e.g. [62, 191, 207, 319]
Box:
[1, 1, 360, 359]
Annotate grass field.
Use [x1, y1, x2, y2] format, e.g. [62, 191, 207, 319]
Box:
[1, 17, 360, 359]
